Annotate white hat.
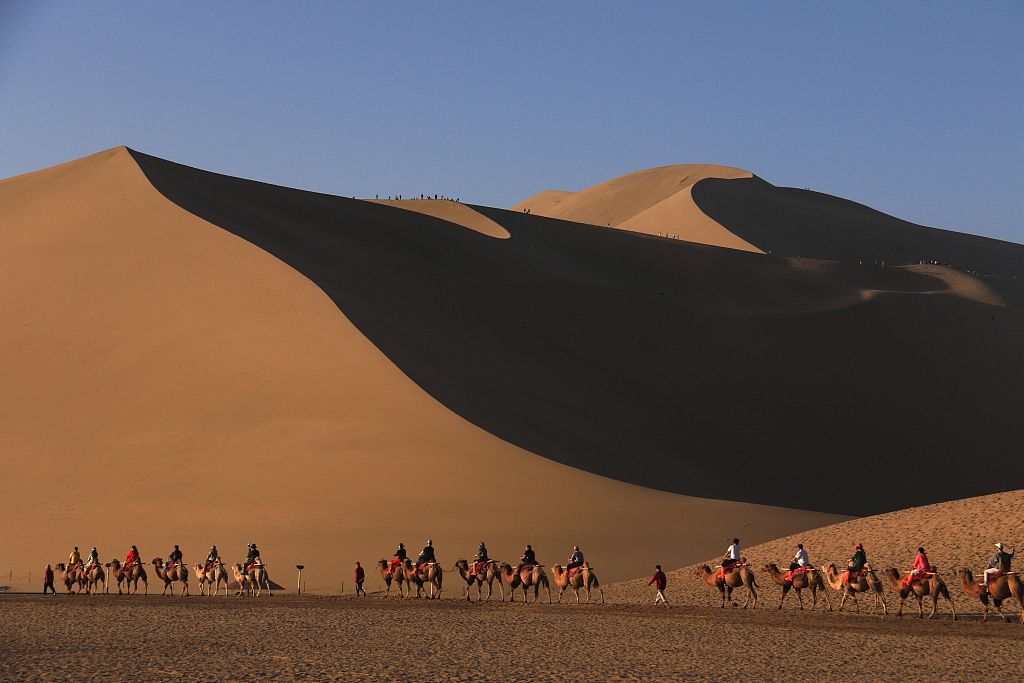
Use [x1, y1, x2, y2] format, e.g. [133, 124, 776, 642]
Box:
[995, 542, 1004, 549]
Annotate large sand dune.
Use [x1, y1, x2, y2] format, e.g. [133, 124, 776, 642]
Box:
[0, 148, 844, 591]
[131, 150, 1024, 514]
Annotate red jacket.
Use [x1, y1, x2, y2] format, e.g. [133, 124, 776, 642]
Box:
[44, 568, 54, 583]
[125, 549, 139, 565]
[354, 566, 365, 582]
[913, 552, 931, 572]
[648, 570, 667, 590]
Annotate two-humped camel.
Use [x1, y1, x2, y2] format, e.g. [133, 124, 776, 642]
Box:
[378, 559, 408, 598]
[957, 568, 1023, 623]
[822, 563, 886, 614]
[53, 563, 86, 595]
[193, 560, 232, 596]
[499, 563, 551, 604]
[886, 567, 956, 619]
[696, 561, 757, 609]
[761, 563, 831, 611]
[400, 559, 443, 599]
[105, 558, 148, 595]
[454, 559, 502, 601]
[151, 558, 189, 596]
[551, 562, 604, 604]
[232, 560, 273, 596]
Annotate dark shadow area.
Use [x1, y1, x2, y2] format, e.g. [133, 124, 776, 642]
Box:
[692, 178, 1024, 278]
[130, 149, 1024, 515]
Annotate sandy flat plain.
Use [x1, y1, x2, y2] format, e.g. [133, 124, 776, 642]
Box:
[2, 593, 1022, 682]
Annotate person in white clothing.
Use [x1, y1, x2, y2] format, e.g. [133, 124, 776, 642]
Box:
[723, 538, 741, 570]
[790, 543, 810, 571]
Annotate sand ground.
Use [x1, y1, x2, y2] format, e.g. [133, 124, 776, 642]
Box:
[1, 594, 1020, 682]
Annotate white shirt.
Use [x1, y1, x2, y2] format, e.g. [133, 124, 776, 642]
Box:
[726, 544, 741, 561]
[794, 548, 809, 567]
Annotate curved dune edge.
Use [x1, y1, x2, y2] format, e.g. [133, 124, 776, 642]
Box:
[370, 199, 510, 239]
[0, 147, 847, 590]
[612, 488, 1024, 613]
[513, 164, 761, 251]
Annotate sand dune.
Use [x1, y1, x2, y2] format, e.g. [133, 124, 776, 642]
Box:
[131, 149, 1024, 515]
[0, 148, 844, 593]
[613, 488, 1024, 616]
[370, 199, 510, 238]
[514, 164, 759, 250]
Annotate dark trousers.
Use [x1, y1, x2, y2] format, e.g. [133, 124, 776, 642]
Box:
[43, 581, 55, 594]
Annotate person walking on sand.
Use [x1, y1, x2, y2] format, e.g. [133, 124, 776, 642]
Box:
[354, 562, 365, 596]
[43, 564, 55, 595]
[648, 564, 668, 606]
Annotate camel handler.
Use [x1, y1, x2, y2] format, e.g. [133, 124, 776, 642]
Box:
[648, 564, 668, 606]
[790, 543, 810, 571]
[167, 544, 183, 571]
[205, 545, 220, 571]
[82, 547, 100, 574]
[903, 546, 932, 586]
[43, 564, 55, 595]
[983, 542, 1015, 589]
[354, 562, 365, 596]
[124, 545, 140, 571]
[388, 543, 407, 575]
[845, 543, 866, 585]
[515, 544, 538, 575]
[416, 540, 436, 570]
[67, 546, 82, 572]
[472, 541, 490, 576]
[566, 546, 585, 577]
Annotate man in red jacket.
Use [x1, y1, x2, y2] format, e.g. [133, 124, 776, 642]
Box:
[648, 564, 668, 606]
[354, 562, 365, 596]
[43, 565, 55, 595]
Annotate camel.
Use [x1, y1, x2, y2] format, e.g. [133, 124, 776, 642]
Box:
[106, 558, 148, 595]
[454, 559, 503, 602]
[377, 559, 408, 598]
[81, 563, 106, 595]
[193, 560, 231, 596]
[232, 560, 272, 596]
[957, 568, 1024, 624]
[499, 563, 551, 604]
[886, 567, 956, 620]
[551, 562, 604, 604]
[54, 563, 86, 594]
[696, 561, 757, 609]
[761, 563, 831, 611]
[401, 559, 443, 599]
[822, 563, 886, 614]
[151, 558, 190, 597]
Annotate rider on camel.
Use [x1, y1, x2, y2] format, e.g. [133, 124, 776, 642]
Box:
[566, 546, 585, 577]
[205, 546, 219, 570]
[722, 538, 741, 576]
[472, 541, 489, 576]
[516, 544, 538, 575]
[389, 543, 407, 574]
[167, 544, 183, 571]
[124, 545, 140, 571]
[416, 540, 436, 570]
[845, 543, 866, 584]
[905, 546, 932, 586]
[82, 547, 100, 574]
[245, 544, 261, 572]
[983, 542, 1015, 589]
[790, 543, 810, 572]
[68, 546, 82, 572]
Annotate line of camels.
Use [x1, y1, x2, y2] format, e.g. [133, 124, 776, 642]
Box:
[376, 558, 604, 604]
[52, 558, 274, 597]
[695, 558, 1024, 623]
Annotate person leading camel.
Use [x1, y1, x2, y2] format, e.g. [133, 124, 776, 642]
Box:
[649, 564, 668, 606]
[984, 542, 1015, 589]
[845, 543, 866, 585]
[354, 562, 365, 596]
[791, 544, 810, 571]
[905, 547, 932, 587]
[43, 564, 55, 595]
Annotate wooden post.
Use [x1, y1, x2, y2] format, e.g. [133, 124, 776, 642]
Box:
[296, 565, 304, 596]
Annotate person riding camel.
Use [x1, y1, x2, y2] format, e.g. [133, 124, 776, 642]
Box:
[124, 545, 140, 571]
[515, 544, 538, 575]
[983, 542, 1015, 589]
[472, 541, 489, 576]
[388, 543, 407, 575]
[721, 538, 741, 577]
[245, 544, 261, 573]
[416, 540, 436, 571]
[205, 545, 220, 571]
[905, 546, 932, 586]
[68, 546, 82, 572]
[790, 543, 810, 571]
[845, 542, 866, 584]
[167, 544, 183, 571]
[566, 546, 585, 578]
[82, 547, 100, 574]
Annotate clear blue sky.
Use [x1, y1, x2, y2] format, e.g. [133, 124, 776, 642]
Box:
[2, 1, 1022, 242]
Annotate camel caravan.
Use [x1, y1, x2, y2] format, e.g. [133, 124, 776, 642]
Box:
[694, 539, 1022, 623]
[50, 543, 273, 597]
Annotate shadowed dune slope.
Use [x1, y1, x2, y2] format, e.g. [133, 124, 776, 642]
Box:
[0, 147, 846, 590]
[692, 177, 1024, 276]
[513, 164, 759, 250]
[130, 150, 1024, 515]
[613, 488, 1024, 614]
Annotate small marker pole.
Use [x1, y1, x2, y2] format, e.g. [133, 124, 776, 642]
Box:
[296, 565, 304, 596]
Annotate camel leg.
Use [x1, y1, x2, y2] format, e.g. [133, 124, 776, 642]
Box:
[778, 585, 788, 610]
[797, 588, 804, 611]
[574, 587, 580, 604]
[993, 600, 1008, 623]
[916, 594, 924, 619]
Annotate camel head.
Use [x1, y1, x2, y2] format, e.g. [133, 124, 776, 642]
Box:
[761, 563, 777, 574]
[151, 558, 163, 568]
[454, 559, 469, 571]
[377, 559, 388, 571]
[55, 563, 66, 572]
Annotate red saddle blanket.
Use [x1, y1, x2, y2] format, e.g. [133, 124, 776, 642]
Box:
[985, 570, 1003, 582]
[719, 563, 741, 580]
[471, 561, 488, 576]
[567, 567, 582, 580]
[785, 566, 813, 582]
[904, 567, 936, 586]
[842, 569, 864, 584]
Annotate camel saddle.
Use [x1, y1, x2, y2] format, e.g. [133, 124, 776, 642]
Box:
[719, 561, 743, 581]
[786, 566, 813, 582]
[904, 567, 937, 586]
[471, 561, 488, 576]
[567, 566, 582, 580]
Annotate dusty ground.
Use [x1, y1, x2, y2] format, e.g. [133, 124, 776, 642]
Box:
[1, 593, 1021, 682]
